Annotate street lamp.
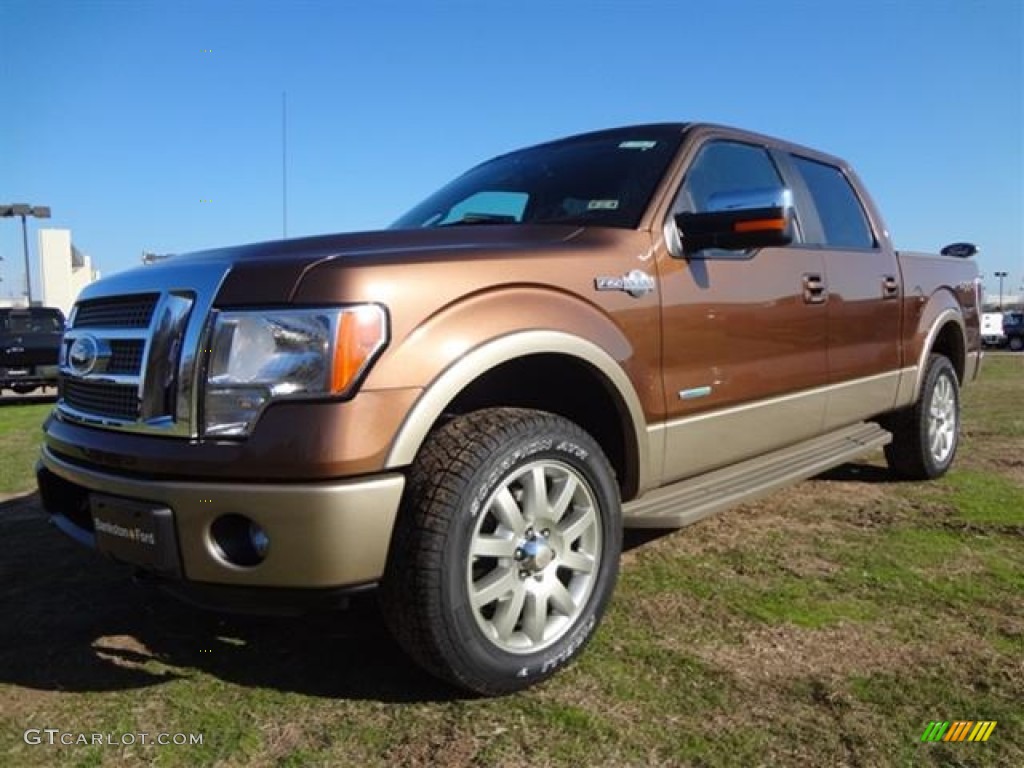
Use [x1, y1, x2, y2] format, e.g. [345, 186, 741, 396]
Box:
[994, 270, 1008, 311]
[1, 203, 51, 304]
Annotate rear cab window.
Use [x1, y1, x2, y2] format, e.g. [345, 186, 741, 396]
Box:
[1, 308, 65, 333]
[789, 155, 876, 249]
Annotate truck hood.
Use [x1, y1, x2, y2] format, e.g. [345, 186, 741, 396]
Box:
[165, 225, 584, 305]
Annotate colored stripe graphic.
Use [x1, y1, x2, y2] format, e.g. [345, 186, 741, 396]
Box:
[921, 721, 996, 742]
[945, 721, 972, 741]
[921, 721, 949, 742]
[973, 722, 997, 742]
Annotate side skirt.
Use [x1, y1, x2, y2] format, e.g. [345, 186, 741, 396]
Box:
[622, 421, 891, 528]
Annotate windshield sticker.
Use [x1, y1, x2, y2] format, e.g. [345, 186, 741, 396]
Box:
[587, 199, 619, 210]
[618, 140, 658, 150]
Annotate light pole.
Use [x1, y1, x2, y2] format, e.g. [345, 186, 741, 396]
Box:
[1, 203, 51, 304]
[994, 271, 1008, 311]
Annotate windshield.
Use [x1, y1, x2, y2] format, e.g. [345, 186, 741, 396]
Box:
[391, 126, 685, 230]
[0, 308, 65, 333]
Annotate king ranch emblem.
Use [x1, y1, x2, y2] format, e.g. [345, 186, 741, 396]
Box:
[594, 269, 656, 298]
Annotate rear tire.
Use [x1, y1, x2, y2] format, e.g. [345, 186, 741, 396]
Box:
[379, 407, 621, 695]
[883, 354, 960, 480]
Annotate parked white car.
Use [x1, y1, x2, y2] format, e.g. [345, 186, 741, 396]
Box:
[981, 312, 1006, 347]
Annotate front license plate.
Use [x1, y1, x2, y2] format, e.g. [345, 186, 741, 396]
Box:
[90, 494, 181, 576]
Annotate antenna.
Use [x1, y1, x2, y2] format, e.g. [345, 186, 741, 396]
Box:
[282, 91, 288, 239]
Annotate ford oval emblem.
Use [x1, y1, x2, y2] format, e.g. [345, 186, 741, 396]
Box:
[68, 335, 100, 376]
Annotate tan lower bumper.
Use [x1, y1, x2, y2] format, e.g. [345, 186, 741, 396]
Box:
[41, 446, 405, 588]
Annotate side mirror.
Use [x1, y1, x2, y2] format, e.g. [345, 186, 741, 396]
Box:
[675, 187, 795, 255]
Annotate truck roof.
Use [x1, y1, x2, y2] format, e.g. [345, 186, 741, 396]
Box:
[505, 122, 851, 174]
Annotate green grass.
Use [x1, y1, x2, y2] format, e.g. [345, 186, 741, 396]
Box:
[0, 402, 52, 493]
[932, 469, 1024, 525]
[1, 358, 1021, 766]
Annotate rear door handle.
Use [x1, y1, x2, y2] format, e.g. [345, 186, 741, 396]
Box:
[882, 275, 899, 299]
[803, 273, 828, 304]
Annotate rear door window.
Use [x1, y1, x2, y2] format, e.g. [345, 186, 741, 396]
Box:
[791, 156, 875, 249]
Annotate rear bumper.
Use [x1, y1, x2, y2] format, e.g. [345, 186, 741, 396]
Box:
[37, 445, 405, 592]
[0, 364, 58, 388]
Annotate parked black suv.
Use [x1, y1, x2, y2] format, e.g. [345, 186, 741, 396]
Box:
[0, 307, 65, 394]
[1004, 311, 1024, 352]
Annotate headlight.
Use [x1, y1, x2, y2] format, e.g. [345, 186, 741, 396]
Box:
[204, 305, 387, 437]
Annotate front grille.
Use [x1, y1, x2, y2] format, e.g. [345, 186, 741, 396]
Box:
[73, 294, 159, 329]
[107, 340, 145, 374]
[60, 289, 197, 434]
[63, 379, 139, 420]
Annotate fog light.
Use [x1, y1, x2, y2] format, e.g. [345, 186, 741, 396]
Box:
[210, 514, 269, 567]
[248, 521, 270, 559]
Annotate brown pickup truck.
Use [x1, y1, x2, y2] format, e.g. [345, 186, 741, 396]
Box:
[37, 123, 981, 694]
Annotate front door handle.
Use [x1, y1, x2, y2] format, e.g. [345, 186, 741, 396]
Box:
[803, 273, 828, 304]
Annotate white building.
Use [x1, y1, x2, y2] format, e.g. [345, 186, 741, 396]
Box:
[38, 228, 99, 316]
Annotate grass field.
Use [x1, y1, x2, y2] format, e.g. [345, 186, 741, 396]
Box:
[0, 397, 53, 494]
[1, 358, 1021, 766]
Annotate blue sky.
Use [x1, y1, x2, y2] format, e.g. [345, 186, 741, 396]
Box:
[2, 0, 1022, 302]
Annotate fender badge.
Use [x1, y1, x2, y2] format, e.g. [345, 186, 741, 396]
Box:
[594, 269, 656, 298]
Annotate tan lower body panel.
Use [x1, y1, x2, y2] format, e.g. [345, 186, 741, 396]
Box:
[653, 387, 829, 486]
[823, 370, 902, 430]
[41, 446, 404, 588]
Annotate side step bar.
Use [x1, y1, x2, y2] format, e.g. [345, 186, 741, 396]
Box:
[623, 422, 892, 529]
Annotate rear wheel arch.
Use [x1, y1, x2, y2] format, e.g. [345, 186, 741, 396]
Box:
[928, 320, 966, 384]
[912, 307, 967, 400]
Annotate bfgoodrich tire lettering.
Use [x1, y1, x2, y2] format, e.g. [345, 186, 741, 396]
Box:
[884, 354, 960, 480]
[379, 407, 621, 695]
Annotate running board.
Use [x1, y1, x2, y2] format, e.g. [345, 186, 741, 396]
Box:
[623, 422, 891, 529]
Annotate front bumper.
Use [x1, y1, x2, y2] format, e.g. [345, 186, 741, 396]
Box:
[38, 445, 404, 591]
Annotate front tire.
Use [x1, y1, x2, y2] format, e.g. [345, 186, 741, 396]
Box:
[380, 408, 622, 695]
[884, 354, 960, 480]
[1009, 336, 1023, 352]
